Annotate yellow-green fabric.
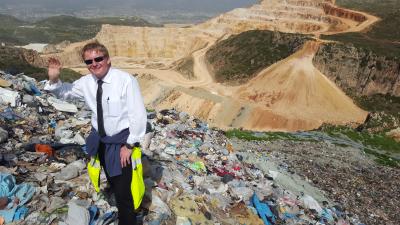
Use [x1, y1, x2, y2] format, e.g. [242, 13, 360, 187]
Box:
[130, 146, 145, 209]
[87, 147, 145, 210]
[87, 154, 101, 192]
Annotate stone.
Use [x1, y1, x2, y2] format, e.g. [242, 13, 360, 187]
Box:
[47, 96, 78, 113]
[55, 126, 74, 140]
[73, 133, 86, 145]
[0, 127, 8, 143]
[54, 160, 86, 181]
[34, 173, 47, 183]
[22, 94, 35, 105]
[0, 78, 11, 87]
[46, 196, 66, 213]
[0, 87, 19, 106]
[176, 216, 191, 225]
[386, 128, 400, 142]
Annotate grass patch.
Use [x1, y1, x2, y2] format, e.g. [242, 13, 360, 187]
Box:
[321, 126, 400, 154]
[226, 127, 400, 167]
[146, 108, 156, 113]
[321, 125, 400, 167]
[225, 129, 305, 142]
[364, 148, 399, 167]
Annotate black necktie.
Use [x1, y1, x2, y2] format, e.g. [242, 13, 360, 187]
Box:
[97, 80, 106, 137]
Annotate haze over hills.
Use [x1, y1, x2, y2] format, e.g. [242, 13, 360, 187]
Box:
[0, 0, 257, 23]
[0, 14, 158, 45]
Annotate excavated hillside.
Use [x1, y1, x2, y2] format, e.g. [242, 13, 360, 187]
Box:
[234, 41, 367, 130]
[41, 0, 379, 131]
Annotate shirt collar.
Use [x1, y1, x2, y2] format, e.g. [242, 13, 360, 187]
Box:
[92, 67, 113, 84]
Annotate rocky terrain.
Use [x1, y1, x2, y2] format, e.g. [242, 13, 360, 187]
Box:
[313, 43, 400, 97]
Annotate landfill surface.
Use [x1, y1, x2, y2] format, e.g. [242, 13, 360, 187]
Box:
[0, 71, 399, 225]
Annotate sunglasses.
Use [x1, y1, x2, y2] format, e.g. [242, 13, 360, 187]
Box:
[84, 56, 105, 65]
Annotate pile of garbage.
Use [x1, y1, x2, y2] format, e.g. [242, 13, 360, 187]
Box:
[0, 71, 365, 225]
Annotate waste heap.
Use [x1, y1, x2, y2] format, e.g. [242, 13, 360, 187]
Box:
[0, 71, 364, 225]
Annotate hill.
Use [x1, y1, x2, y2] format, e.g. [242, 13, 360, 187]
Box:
[206, 30, 311, 84]
[321, 0, 400, 58]
[0, 14, 159, 45]
[0, 46, 81, 82]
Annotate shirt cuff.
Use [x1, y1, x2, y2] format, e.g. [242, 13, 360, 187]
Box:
[44, 80, 62, 91]
[125, 142, 140, 149]
[126, 136, 143, 146]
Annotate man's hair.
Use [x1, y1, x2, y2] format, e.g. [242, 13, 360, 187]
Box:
[81, 41, 109, 60]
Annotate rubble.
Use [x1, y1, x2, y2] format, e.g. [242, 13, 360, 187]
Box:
[0, 88, 19, 107]
[0, 70, 397, 225]
[386, 128, 400, 142]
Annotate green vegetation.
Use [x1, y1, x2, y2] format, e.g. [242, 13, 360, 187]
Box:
[0, 46, 45, 76]
[59, 68, 82, 83]
[0, 46, 81, 82]
[355, 94, 400, 117]
[321, 33, 400, 59]
[226, 127, 400, 167]
[225, 129, 301, 142]
[0, 14, 24, 28]
[321, 126, 400, 154]
[0, 14, 160, 45]
[350, 94, 400, 133]
[12, 68, 82, 82]
[336, 0, 400, 41]
[321, 125, 400, 167]
[206, 30, 311, 84]
[322, 0, 400, 58]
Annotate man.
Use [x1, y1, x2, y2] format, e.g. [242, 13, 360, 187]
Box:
[45, 41, 147, 225]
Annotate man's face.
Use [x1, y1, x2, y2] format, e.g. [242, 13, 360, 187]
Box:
[83, 49, 111, 79]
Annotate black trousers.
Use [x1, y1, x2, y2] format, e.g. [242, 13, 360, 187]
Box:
[98, 143, 137, 225]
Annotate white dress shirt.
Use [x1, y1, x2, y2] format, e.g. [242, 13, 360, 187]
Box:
[44, 67, 147, 145]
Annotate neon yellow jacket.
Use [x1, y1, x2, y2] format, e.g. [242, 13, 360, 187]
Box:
[87, 146, 145, 210]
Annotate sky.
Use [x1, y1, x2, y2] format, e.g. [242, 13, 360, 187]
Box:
[0, 0, 258, 22]
[0, 0, 257, 12]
